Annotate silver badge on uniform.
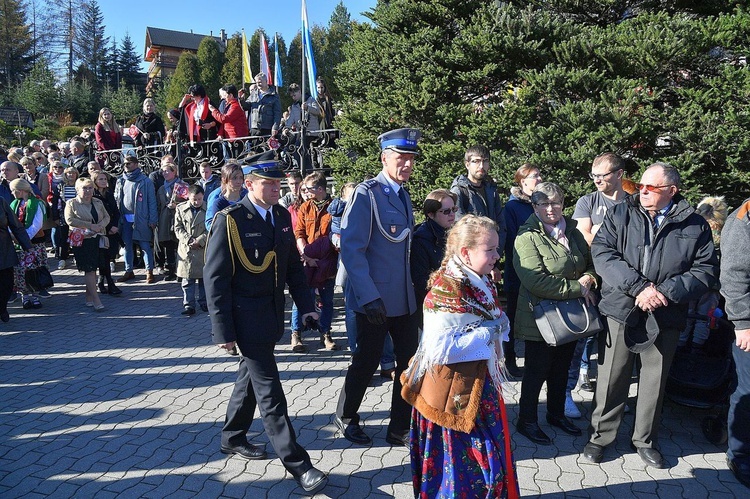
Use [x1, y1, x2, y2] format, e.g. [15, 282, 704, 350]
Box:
[383, 187, 390, 194]
[390, 225, 397, 234]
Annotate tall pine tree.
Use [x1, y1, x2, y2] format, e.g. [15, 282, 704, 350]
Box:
[74, 0, 109, 87]
[0, 0, 35, 92]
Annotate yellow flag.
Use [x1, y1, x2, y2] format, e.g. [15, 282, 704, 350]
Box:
[242, 30, 252, 85]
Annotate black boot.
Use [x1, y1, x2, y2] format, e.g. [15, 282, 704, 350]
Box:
[106, 277, 122, 295]
[98, 276, 107, 294]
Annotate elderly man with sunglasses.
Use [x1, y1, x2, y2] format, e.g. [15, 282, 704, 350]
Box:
[583, 162, 718, 469]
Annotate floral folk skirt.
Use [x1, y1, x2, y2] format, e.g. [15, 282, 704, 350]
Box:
[410, 377, 519, 499]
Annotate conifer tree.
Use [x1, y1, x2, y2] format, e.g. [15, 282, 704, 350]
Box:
[197, 37, 224, 103]
[0, 0, 35, 91]
[329, 0, 750, 208]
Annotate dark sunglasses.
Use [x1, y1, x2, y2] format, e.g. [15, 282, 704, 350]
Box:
[437, 206, 458, 215]
[635, 183, 673, 192]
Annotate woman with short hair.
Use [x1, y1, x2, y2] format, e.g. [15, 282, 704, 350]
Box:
[134, 98, 166, 151]
[513, 182, 598, 445]
[64, 178, 110, 311]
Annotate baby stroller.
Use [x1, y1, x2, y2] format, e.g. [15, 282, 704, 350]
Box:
[665, 311, 735, 445]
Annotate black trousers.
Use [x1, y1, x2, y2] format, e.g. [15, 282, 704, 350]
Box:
[504, 289, 520, 365]
[0, 267, 13, 315]
[222, 342, 311, 477]
[336, 312, 419, 434]
[519, 339, 577, 422]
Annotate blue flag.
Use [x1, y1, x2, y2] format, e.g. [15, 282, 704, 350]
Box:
[274, 33, 283, 88]
[302, 0, 317, 100]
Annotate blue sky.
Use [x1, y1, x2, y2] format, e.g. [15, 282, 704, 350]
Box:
[98, 0, 376, 71]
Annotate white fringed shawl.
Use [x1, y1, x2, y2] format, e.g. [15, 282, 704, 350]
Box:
[404, 256, 511, 389]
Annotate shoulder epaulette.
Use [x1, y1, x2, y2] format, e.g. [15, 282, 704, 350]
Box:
[360, 179, 379, 190]
[737, 199, 750, 221]
[219, 203, 244, 217]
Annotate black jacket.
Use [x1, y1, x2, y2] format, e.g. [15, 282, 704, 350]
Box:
[204, 197, 314, 347]
[0, 197, 32, 270]
[410, 218, 447, 325]
[592, 193, 719, 330]
[450, 174, 507, 261]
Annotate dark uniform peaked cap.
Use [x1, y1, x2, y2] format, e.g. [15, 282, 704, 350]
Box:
[242, 150, 286, 179]
[377, 128, 421, 155]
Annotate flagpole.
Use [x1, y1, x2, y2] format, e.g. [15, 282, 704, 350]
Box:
[300, 0, 307, 175]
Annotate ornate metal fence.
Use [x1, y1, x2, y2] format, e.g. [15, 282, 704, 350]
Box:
[97, 129, 339, 181]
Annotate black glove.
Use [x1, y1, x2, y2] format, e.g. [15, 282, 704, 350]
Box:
[363, 298, 387, 325]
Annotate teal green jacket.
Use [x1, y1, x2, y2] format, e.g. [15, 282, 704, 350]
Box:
[512, 214, 598, 342]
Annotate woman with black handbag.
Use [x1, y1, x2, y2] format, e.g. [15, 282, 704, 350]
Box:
[513, 182, 598, 445]
[9, 178, 49, 310]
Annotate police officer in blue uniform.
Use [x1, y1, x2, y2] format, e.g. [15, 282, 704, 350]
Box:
[334, 128, 421, 447]
[204, 151, 327, 494]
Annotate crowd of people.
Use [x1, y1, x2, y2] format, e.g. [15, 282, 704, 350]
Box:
[2, 94, 749, 496]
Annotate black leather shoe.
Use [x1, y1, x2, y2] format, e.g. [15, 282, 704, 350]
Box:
[220, 442, 267, 460]
[727, 457, 750, 489]
[334, 415, 371, 445]
[547, 414, 582, 436]
[296, 467, 327, 493]
[631, 443, 664, 468]
[583, 442, 605, 463]
[516, 419, 551, 445]
[385, 430, 409, 447]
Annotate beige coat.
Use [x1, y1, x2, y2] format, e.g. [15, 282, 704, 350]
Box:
[64, 197, 110, 234]
[174, 200, 207, 279]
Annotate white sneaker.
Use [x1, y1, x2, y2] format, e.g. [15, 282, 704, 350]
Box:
[565, 393, 582, 419]
[57, 260, 66, 270]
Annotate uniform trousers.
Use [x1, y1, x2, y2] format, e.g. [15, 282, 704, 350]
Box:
[336, 312, 418, 434]
[222, 342, 311, 477]
[728, 343, 750, 466]
[589, 317, 680, 449]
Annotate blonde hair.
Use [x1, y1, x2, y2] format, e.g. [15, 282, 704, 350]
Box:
[75, 177, 94, 195]
[98, 107, 121, 134]
[142, 98, 156, 113]
[428, 214, 498, 288]
[64, 166, 79, 183]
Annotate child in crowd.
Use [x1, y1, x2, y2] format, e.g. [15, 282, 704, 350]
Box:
[402, 215, 518, 498]
[328, 182, 356, 250]
[174, 184, 207, 316]
[678, 196, 728, 352]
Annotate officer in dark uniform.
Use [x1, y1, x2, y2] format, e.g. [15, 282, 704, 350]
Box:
[334, 128, 421, 447]
[204, 151, 327, 494]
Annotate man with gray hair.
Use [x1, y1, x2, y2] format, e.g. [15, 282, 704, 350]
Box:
[239, 72, 282, 137]
[583, 162, 719, 468]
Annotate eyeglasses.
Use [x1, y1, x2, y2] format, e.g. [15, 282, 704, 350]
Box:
[635, 183, 674, 192]
[468, 158, 490, 165]
[534, 202, 562, 209]
[437, 206, 458, 215]
[589, 170, 620, 180]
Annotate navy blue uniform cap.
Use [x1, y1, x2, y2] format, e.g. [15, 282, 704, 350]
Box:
[377, 128, 421, 155]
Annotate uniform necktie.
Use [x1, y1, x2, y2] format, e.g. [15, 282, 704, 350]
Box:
[265, 210, 273, 228]
[397, 187, 408, 212]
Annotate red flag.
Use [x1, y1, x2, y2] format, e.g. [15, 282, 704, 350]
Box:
[260, 33, 272, 85]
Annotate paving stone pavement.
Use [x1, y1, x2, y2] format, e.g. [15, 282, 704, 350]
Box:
[0, 265, 745, 498]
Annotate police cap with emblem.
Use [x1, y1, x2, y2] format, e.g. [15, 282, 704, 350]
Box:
[377, 128, 421, 155]
[242, 150, 286, 179]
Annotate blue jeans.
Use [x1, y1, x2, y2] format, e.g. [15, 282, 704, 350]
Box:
[566, 335, 597, 393]
[120, 221, 154, 272]
[290, 279, 335, 332]
[182, 278, 206, 308]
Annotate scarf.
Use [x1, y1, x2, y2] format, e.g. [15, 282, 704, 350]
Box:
[164, 177, 177, 198]
[538, 214, 570, 251]
[11, 196, 44, 228]
[404, 256, 510, 390]
[124, 167, 143, 182]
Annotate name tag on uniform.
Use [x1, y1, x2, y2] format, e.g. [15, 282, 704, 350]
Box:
[245, 232, 261, 238]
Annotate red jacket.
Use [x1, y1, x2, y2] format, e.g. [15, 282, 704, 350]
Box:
[211, 99, 249, 139]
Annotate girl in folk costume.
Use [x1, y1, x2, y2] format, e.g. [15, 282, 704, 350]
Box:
[402, 215, 519, 498]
